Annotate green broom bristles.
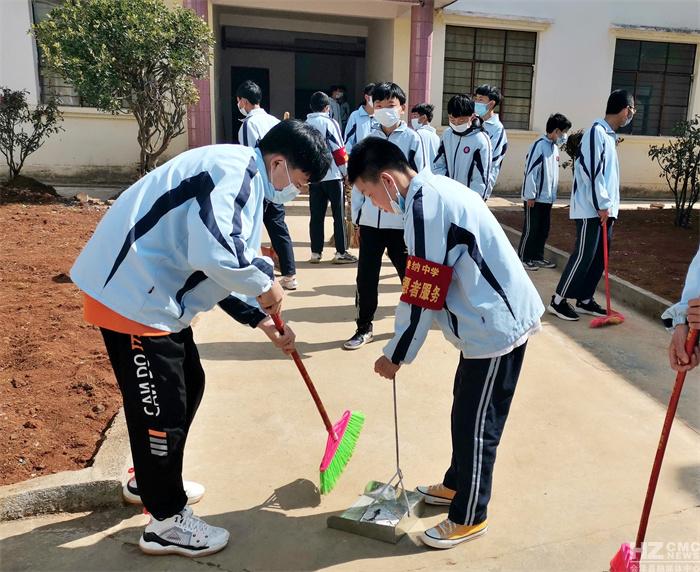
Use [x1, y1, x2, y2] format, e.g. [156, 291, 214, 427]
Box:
[319, 411, 365, 494]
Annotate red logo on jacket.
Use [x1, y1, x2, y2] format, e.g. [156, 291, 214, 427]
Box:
[463, 146, 471, 154]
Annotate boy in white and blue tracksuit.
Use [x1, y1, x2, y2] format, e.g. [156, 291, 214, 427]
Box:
[348, 137, 543, 549]
[433, 94, 492, 200]
[548, 91, 635, 321]
[518, 113, 572, 269]
[346, 82, 425, 349]
[236, 80, 297, 287]
[345, 83, 376, 155]
[70, 121, 329, 556]
[474, 85, 508, 198]
[410, 102, 440, 165]
[305, 91, 355, 262]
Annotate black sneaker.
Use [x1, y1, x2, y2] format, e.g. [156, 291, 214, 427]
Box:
[522, 260, 539, 272]
[343, 329, 373, 350]
[576, 299, 607, 317]
[547, 296, 580, 321]
[534, 258, 556, 269]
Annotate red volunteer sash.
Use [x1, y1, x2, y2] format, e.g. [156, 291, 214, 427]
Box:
[400, 256, 453, 310]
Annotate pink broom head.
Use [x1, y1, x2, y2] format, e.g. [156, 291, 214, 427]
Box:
[320, 410, 351, 471]
[610, 543, 640, 572]
[590, 310, 625, 329]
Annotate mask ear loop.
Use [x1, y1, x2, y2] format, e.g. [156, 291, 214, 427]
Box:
[282, 160, 293, 187]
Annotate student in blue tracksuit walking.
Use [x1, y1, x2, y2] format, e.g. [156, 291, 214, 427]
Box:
[345, 82, 425, 350]
[433, 94, 492, 200]
[548, 90, 635, 321]
[518, 113, 572, 271]
[348, 137, 543, 551]
[71, 120, 329, 558]
[236, 80, 298, 291]
[345, 83, 376, 155]
[306, 91, 357, 264]
[410, 102, 440, 165]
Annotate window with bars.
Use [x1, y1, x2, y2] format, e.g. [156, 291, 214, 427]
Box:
[32, 0, 83, 106]
[442, 26, 536, 129]
[611, 39, 696, 136]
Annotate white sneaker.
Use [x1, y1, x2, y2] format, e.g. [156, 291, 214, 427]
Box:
[309, 252, 322, 264]
[123, 474, 205, 505]
[332, 251, 358, 264]
[279, 275, 298, 290]
[139, 506, 229, 557]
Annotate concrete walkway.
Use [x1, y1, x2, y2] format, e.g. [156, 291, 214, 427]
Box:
[2, 199, 699, 572]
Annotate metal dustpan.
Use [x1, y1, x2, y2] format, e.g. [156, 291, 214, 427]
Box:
[327, 377, 425, 543]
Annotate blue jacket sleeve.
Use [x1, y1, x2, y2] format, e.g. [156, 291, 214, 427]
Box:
[662, 247, 700, 327]
[489, 126, 508, 189]
[218, 294, 266, 328]
[433, 137, 447, 176]
[383, 192, 448, 365]
[522, 140, 544, 201]
[580, 126, 611, 211]
[344, 112, 358, 155]
[186, 177, 274, 297]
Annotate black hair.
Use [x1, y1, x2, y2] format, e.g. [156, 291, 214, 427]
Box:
[411, 103, 434, 122]
[348, 138, 411, 185]
[546, 113, 572, 133]
[258, 120, 331, 183]
[310, 91, 332, 112]
[236, 80, 262, 106]
[606, 89, 634, 115]
[447, 94, 474, 118]
[363, 83, 376, 97]
[371, 82, 407, 105]
[474, 84, 502, 106]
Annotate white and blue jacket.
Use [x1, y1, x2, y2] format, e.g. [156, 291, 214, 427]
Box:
[662, 246, 700, 327]
[415, 124, 440, 166]
[345, 106, 375, 155]
[482, 114, 508, 194]
[352, 121, 425, 230]
[433, 126, 493, 200]
[384, 168, 544, 364]
[571, 119, 620, 219]
[71, 145, 275, 333]
[238, 108, 279, 148]
[306, 112, 346, 182]
[521, 135, 560, 203]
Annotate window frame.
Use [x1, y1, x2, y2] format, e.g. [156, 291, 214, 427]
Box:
[611, 38, 696, 137]
[442, 25, 537, 130]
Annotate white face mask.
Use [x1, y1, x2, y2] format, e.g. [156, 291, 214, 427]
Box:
[382, 177, 404, 215]
[374, 107, 401, 128]
[265, 160, 301, 204]
[621, 110, 634, 128]
[449, 121, 470, 134]
[238, 104, 248, 117]
[556, 133, 568, 145]
[411, 118, 422, 130]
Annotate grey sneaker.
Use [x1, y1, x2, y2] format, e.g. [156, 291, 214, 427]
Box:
[332, 252, 358, 265]
[522, 260, 539, 272]
[343, 329, 373, 350]
[534, 258, 556, 269]
[309, 253, 322, 264]
[279, 276, 298, 290]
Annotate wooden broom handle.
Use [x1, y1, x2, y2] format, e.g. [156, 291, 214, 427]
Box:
[271, 314, 334, 435]
[635, 328, 698, 549]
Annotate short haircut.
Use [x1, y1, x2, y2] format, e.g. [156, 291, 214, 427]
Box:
[606, 89, 634, 114]
[258, 120, 331, 183]
[348, 138, 410, 185]
[546, 113, 572, 133]
[371, 82, 407, 105]
[447, 94, 474, 118]
[363, 83, 376, 97]
[411, 103, 435, 122]
[236, 80, 262, 105]
[474, 84, 502, 106]
[310, 91, 332, 112]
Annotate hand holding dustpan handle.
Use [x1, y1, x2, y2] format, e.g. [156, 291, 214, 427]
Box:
[635, 327, 698, 550]
[270, 313, 336, 437]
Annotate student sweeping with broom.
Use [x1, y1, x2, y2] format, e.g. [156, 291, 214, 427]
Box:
[70, 120, 329, 558]
[348, 137, 544, 549]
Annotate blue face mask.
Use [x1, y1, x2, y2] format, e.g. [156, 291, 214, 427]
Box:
[265, 160, 301, 204]
[474, 102, 489, 117]
[383, 178, 405, 215]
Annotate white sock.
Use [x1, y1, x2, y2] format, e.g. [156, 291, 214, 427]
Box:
[554, 294, 564, 304]
[580, 298, 591, 304]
